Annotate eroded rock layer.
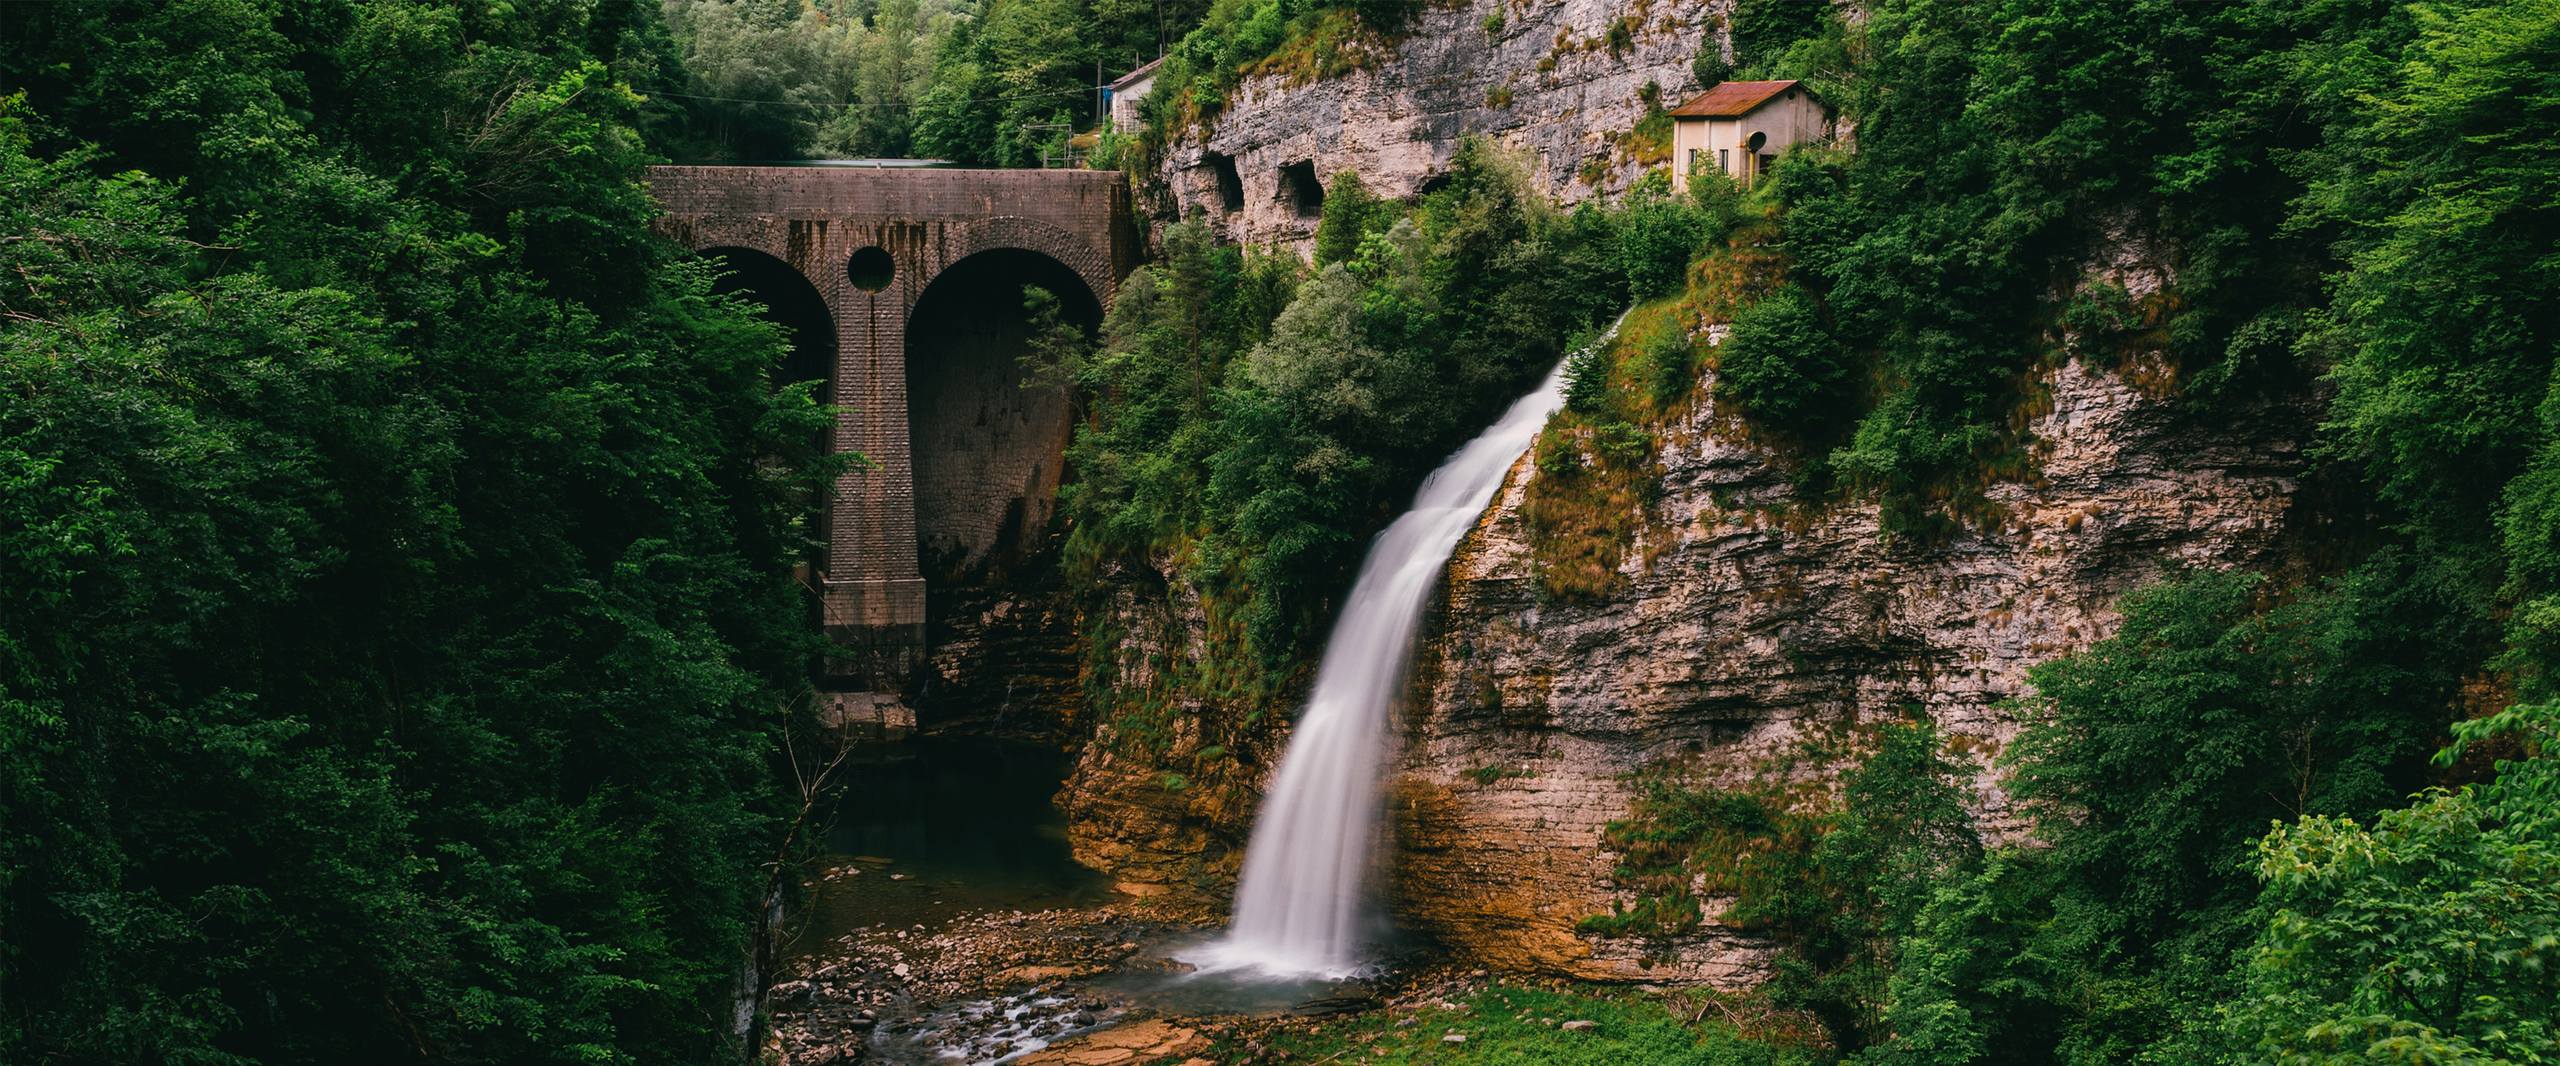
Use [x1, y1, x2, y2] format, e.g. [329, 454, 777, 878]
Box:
[1389, 352, 2305, 981]
[1158, 0, 1732, 247]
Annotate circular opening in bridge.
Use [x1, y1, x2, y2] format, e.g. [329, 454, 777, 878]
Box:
[846, 246, 895, 292]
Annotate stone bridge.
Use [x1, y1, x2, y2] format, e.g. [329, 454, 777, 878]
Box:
[647, 165, 1138, 684]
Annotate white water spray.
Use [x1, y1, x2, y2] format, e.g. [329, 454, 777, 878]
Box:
[1183, 322, 1618, 980]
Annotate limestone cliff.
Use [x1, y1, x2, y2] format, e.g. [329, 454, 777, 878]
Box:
[1156, 0, 1732, 248]
[1389, 350, 2304, 982]
[1058, 570, 1257, 901]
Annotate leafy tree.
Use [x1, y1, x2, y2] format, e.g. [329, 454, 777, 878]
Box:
[1313, 169, 1399, 267]
[2223, 703, 2560, 1062]
[0, 2, 831, 1061]
[1729, 0, 1834, 73]
[1716, 286, 1851, 436]
[1618, 172, 1714, 299]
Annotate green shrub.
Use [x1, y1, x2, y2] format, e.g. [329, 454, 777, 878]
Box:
[1627, 323, 1701, 409]
[1563, 343, 1613, 413]
[1619, 173, 1712, 298]
[1715, 286, 1850, 434]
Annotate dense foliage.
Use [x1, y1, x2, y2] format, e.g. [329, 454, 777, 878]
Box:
[660, 0, 1428, 165]
[659, 0, 1187, 163]
[660, 0, 964, 159]
[0, 2, 828, 1062]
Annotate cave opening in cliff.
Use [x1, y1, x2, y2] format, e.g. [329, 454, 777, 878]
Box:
[1279, 159, 1324, 218]
[1206, 152, 1244, 214]
[904, 248, 1101, 587]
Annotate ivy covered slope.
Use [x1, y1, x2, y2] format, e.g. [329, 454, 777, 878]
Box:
[0, 3, 829, 1064]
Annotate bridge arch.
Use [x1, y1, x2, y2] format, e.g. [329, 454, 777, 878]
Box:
[934, 215, 1116, 312]
[905, 247, 1103, 586]
[702, 245, 835, 393]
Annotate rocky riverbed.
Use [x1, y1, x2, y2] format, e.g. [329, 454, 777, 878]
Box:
[762, 883, 1683, 1066]
[764, 892, 1191, 1065]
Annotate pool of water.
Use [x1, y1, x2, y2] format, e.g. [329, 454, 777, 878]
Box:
[788, 735, 1113, 951]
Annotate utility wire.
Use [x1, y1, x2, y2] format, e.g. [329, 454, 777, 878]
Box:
[650, 83, 1106, 111]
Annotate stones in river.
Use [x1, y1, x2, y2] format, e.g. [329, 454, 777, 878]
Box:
[1288, 987, 1379, 1017]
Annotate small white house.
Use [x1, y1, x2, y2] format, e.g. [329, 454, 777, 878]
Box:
[1106, 56, 1164, 134]
[1668, 80, 1829, 191]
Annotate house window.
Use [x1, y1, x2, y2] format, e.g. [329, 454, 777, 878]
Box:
[1758, 153, 1777, 178]
[1687, 148, 1702, 172]
[1718, 148, 1729, 173]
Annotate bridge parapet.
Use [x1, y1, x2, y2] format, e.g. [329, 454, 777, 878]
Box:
[647, 165, 1138, 684]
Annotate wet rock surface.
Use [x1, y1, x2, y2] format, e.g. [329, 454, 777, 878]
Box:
[766, 902, 1181, 1065]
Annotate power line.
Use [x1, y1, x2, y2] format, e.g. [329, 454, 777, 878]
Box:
[650, 83, 1105, 111]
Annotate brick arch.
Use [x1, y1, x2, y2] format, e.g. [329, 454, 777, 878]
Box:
[667, 218, 790, 269]
[663, 218, 855, 310]
[931, 215, 1116, 311]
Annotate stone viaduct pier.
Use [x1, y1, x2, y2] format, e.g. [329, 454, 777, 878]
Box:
[647, 164, 1138, 686]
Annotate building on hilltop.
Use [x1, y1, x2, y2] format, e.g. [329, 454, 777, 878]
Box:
[1668, 80, 1831, 191]
[1106, 56, 1164, 134]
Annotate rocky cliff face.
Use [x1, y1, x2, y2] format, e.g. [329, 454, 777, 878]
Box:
[1156, 0, 1733, 248]
[1386, 349, 2306, 982]
[1058, 571, 1258, 900]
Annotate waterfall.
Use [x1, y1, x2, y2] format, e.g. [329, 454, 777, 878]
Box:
[1183, 322, 1616, 980]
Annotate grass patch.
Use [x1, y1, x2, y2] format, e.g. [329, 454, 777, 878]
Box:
[1239, 7, 1380, 87]
[1196, 984, 1830, 1065]
[1521, 299, 1692, 601]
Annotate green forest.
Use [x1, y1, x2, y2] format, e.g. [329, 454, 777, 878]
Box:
[1, 2, 834, 1062]
[5, 0, 2558, 1063]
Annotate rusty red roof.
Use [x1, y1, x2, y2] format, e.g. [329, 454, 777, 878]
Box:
[1669, 80, 1806, 118]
